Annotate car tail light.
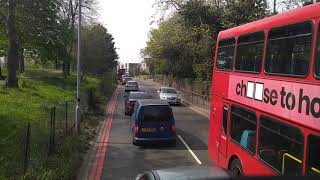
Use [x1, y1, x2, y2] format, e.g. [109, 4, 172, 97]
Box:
[171, 124, 176, 132]
[134, 124, 139, 133]
[128, 101, 135, 107]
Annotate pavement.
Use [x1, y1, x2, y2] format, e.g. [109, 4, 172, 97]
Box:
[78, 80, 212, 180]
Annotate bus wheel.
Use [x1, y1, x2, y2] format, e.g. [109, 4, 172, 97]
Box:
[229, 158, 243, 177]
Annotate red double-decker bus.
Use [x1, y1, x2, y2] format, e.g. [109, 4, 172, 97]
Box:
[208, 3, 320, 176]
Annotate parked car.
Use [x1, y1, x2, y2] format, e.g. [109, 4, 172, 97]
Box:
[132, 99, 176, 146]
[157, 87, 181, 105]
[135, 166, 230, 180]
[125, 92, 153, 116]
[122, 76, 132, 85]
[125, 80, 139, 92]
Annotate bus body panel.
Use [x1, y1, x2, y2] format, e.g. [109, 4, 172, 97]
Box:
[228, 74, 320, 132]
[226, 141, 275, 176]
[209, 3, 320, 176]
[212, 71, 230, 99]
[218, 3, 320, 41]
[208, 95, 221, 165]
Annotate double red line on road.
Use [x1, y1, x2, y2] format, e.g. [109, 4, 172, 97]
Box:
[89, 89, 119, 180]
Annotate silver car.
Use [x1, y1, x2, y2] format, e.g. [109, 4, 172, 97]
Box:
[157, 87, 181, 105]
[125, 80, 139, 92]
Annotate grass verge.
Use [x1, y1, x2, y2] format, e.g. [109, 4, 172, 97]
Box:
[0, 69, 116, 179]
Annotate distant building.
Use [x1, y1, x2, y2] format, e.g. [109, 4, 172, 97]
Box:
[141, 55, 151, 73]
[128, 63, 141, 75]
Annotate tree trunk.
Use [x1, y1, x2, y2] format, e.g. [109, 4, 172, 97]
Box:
[62, 60, 68, 78]
[6, 0, 19, 87]
[0, 61, 3, 79]
[273, 0, 277, 14]
[55, 58, 58, 69]
[66, 61, 71, 75]
[19, 47, 24, 73]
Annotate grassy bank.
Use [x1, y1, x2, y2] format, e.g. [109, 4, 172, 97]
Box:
[0, 70, 77, 139]
[0, 69, 116, 179]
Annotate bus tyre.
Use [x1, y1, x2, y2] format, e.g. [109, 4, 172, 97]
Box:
[229, 158, 243, 177]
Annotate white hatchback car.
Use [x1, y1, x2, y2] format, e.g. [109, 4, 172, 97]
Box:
[157, 87, 181, 105]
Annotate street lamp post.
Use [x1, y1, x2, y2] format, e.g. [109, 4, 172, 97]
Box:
[75, 0, 82, 133]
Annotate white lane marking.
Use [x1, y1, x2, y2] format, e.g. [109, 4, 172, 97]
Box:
[178, 135, 202, 165]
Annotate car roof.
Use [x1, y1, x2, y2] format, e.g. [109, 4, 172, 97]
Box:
[138, 99, 169, 106]
[161, 87, 176, 90]
[152, 166, 229, 179]
[129, 91, 147, 95]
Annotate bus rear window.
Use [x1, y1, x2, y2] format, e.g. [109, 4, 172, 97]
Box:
[315, 23, 320, 78]
[138, 105, 173, 122]
[258, 116, 303, 175]
[265, 21, 313, 76]
[307, 134, 320, 175]
[216, 38, 235, 70]
[235, 31, 264, 72]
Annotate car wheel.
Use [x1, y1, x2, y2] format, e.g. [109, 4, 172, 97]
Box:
[229, 158, 243, 177]
[132, 138, 138, 146]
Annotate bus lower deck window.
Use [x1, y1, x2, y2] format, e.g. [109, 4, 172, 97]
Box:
[230, 106, 257, 154]
[307, 135, 320, 175]
[258, 116, 304, 175]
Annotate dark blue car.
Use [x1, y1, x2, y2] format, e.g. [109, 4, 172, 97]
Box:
[132, 99, 176, 145]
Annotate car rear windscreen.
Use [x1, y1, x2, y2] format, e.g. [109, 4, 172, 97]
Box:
[139, 105, 173, 122]
[129, 93, 151, 99]
[127, 82, 138, 86]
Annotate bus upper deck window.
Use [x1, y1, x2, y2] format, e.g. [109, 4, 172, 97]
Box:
[235, 31, 264, 73]
[265, 21, 313, 76]
[216, 38, 235, 70]
[315, 23, 320, 78]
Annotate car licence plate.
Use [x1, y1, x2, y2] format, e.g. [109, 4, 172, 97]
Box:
[141, 128, 156, 132]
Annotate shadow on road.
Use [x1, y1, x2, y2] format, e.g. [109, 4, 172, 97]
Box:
[137, 128, 207, 151]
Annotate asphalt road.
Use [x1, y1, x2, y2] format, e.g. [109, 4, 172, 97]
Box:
[100, 80, 212, 180]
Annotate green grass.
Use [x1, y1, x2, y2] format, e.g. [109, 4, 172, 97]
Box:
[0, 68, 106, 179]
[0, 69, 77, 139]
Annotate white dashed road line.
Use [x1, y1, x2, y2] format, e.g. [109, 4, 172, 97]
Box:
[178, 134, 202, 165]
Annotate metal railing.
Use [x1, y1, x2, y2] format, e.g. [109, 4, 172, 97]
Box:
[0, 100, 76, 178]
[179, 88, 210, 109]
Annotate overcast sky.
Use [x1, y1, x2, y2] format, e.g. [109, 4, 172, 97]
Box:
[98, 0, 156, 64]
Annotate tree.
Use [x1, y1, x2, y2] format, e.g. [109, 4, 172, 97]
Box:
[143, 0, 270, 80]
[221, 0, 268, 29]
[61, 0, 98, 76]
[81, 24, 118, 76]
[0, 16, 7, 79]
[5, 0, 19, 87]
[17, 0, 69, 73]
[143, 14, 197, 78]
[272, 0, 319, 14]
